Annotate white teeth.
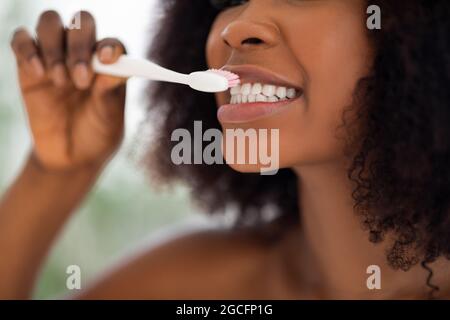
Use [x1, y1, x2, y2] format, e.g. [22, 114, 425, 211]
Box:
[251, 83, 262, 95]
[276, 87, 286, 99]
[256, 94, 268, 102]
[251, 82, 262, 95]
[286, 88, 296, 99]
[262, 85, 276, 97]
[230, 86, 240, 95]
[228, 82, 299, 104]
[240, 83, 251, 95]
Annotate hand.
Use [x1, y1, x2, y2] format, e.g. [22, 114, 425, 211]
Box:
[11, 10, 127, 171]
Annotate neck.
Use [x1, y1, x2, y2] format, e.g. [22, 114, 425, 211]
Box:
[289, 160, 436, 299]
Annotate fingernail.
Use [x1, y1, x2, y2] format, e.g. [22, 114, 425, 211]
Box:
[51, 64, 67, 87]
[99, 46, 114, 62]
[73, 63, 90, 89]
[30, 56, 44, 78]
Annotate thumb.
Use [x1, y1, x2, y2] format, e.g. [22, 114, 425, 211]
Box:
[92, 38, 128, 96]
[90, 38, 127, 129]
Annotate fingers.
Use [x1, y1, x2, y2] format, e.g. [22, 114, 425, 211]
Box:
[10, 27, 45, 79]
[66, 11, 97, 90]
[11, 10, 128, 93]
[89, 38, 127, 128]
[96, 38, 126, 64]
[94, 38, 128, 93]
[36, 10, 68, 87]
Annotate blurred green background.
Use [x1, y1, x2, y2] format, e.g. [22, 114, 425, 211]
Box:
[0, 0, 212, 299]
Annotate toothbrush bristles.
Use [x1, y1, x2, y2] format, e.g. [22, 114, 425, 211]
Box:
[207, 68, 240, 88]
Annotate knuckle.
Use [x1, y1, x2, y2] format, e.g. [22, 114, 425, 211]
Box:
[15, 42, 30, 55]
[41, 47, 63, 61]
[67, 44, 91, 62]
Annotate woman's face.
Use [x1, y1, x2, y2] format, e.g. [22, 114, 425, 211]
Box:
[206, 0, 373, 173]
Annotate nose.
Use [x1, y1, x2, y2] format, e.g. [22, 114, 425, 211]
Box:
[220, 11, 280, 51]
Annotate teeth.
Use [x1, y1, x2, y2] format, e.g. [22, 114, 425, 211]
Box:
[230, 86, 240, 95]
[262, 85, 276, 97]
[228, 82, 299, 105]
[240, 83, 252, 95]
[256, 94, 268, 102]
[251, 83, 262, 95]
[287, 88, 296, 99]
[276, 87, 286, 99]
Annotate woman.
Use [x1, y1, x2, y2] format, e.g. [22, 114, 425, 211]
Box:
[1, 0, 449, 299]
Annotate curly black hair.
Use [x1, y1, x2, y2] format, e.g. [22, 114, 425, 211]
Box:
[140, 0, 450, 296]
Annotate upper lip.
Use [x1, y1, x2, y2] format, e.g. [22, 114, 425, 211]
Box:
[220, 64, 303, 91]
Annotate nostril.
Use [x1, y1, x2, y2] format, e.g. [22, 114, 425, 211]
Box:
[241, 37, 264, 45]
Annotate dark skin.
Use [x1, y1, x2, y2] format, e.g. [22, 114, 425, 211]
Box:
[1, 4, 450, 299]
[2, 9, 286, 300]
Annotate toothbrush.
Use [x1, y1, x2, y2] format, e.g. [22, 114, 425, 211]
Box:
[92, 54, 240, 93]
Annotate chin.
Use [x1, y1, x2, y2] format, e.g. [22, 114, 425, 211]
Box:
[224, 162, 274, 174]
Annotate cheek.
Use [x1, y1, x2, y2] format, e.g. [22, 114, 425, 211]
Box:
[302, 20, 371, 116]
[204, 3, 371, 170]
[206, 18, 230, 70]
[280, 9, 372, 165]
[206, 17, 233, 108]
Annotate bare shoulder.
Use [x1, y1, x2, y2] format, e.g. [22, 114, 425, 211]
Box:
[74, 224, 285, 299]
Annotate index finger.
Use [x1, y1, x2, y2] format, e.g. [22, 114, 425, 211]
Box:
[66, 11, 97, 90]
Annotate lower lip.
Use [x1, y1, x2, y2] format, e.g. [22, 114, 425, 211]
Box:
[217, 95, 301, 124]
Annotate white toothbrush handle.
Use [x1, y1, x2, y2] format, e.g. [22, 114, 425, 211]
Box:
[92, 54, 231, 93]
[92, 54, 189, 84]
